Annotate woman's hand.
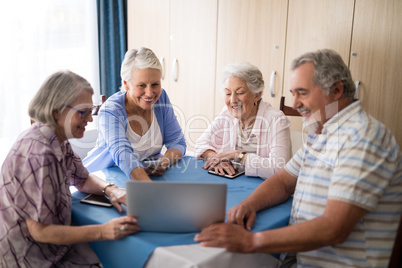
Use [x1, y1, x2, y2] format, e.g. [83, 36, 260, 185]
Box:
[144, 164, 167, 176]
[212, 161, 237, 176]
[202, 150, 241, 175]
[105, 186, 127, 213]
[203, 151, 232, 168]
[26, 216, 140, 245]
[101, 216, 140, 240]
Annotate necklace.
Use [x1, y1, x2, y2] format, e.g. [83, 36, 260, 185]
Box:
[239, 120, 255, 140]
[239, 102, 259, 140]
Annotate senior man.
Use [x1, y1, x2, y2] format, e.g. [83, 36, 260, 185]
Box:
[194, 49, 402, 267]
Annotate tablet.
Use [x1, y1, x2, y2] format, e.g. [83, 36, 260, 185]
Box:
[142, 159, 162, 167]
[80, 194, 113, 207]
[208, 169, 245, 179]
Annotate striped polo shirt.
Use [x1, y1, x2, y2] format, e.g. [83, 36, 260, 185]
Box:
[285, 100, 402, 267]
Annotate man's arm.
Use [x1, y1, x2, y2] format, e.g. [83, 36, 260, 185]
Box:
[227, 168, 297, 230]
[252, 199, 367, 253]
[195, 199, 367, 253]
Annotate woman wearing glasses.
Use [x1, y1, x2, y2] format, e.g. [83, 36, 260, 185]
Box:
[83, 47, 186, 181]
[0, 71, 139, 267]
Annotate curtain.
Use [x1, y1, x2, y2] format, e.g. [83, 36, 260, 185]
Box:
[97, 0, 127, 98]
[0, 0, 100, 164]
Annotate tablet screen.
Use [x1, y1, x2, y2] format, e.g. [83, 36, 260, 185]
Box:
[80, 194, 113, 207]
[208, 169, 245, 179]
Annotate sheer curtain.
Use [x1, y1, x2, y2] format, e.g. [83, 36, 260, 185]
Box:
[0, 0, 100, 164]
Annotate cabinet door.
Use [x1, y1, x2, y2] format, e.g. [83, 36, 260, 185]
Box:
[349, 0, 402, 146]
[169, 0, 218, 151]
[283, 0, 355, 130]
[127, 0, 170, 91]
[214, 0, 288, 115]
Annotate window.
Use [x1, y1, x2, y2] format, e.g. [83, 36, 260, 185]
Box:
[0, 0, 100, 163]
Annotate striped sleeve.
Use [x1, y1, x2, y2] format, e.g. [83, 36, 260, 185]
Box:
[284, 146, 305, 178]
[329, 119, 400, 211]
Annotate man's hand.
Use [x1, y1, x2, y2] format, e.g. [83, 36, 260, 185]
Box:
[227, 203, 257, 231]
[194, 223, 256, 253]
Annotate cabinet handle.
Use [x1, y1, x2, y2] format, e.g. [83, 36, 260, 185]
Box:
[172, 58, 178, 82]
[269, 70, 276, 97]
[355, 81, 360, 99]
[159, 57, 165, 80]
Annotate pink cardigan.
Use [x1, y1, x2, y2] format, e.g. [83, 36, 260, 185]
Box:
[195, 101, 292, 179]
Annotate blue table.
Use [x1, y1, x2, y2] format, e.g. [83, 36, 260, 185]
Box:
[72, 156, 292, 268]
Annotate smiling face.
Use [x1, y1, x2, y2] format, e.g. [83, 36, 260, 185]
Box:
[290, 62, 338, 133]
[54, 90, 93, 142]
[124, 68, 162, 112]
[224, 76, 261, 124]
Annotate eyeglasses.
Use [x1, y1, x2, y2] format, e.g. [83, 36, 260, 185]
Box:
[66, 105, 101, 118]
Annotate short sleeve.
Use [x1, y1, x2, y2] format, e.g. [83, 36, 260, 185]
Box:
[328, 125, 400, 211]
[284, 147, 305, 178]
[66, 142, 88, 186]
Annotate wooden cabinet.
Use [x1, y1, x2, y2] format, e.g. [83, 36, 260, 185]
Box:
[349, 0, 402, 146]
[127, 0, 218, 151]
[127, 0, 169, 89]
[282, 0, 355, 131]
[278, 0, 402, 147]
[214, 0, 288, 113]
[128, 0, 402, 148]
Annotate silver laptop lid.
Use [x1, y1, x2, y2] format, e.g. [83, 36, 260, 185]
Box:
[126, 181, 227, 233]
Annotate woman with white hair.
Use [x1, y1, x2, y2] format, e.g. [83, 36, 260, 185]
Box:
[195, 62, 291, 179]
[0, 70, 139, 267]
[83, 47, 186, 181]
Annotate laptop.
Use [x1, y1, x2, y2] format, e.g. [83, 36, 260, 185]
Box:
[126, 181, 227, 233]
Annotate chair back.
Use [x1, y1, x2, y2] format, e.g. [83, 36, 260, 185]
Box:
[389, 214, 402, 267]
[280, 96, 301, 117]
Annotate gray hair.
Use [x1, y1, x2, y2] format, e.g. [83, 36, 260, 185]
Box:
[28, 70, 93, 129]
[220, 61, 264, 96]
[120, 47, 162, 91]
[291, 49, 355, 99]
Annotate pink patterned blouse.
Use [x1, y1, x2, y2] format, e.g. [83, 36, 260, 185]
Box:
[0, 123, 99, 267]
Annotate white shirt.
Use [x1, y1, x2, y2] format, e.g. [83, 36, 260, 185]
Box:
[126, 110, 163, 161]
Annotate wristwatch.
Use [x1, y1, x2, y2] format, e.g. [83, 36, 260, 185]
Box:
[102, 183, 115, 196]
[238, 152, 246, 162]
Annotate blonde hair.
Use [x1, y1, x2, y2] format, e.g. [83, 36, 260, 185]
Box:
[28, 70, 93, 128]
[120, 47, 162, 91]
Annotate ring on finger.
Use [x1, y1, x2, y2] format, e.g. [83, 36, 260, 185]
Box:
[120, 225, 126, 231]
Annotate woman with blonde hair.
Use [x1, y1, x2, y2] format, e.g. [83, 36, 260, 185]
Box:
[0, 70, 139, 267]
[84, 47, 186, 181]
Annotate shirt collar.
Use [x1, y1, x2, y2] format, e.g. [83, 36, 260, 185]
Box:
[322, 100, 362, 134]
[36, 122, 66, 161]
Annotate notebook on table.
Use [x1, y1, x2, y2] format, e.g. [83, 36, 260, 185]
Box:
[126, 181, 227, 233]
